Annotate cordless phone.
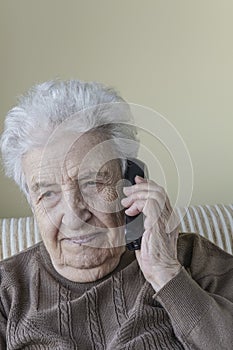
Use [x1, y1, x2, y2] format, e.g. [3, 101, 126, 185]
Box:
[124, 159, 148, 251]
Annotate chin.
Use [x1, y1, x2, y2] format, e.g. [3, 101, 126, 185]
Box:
[61, 244, 124, 270]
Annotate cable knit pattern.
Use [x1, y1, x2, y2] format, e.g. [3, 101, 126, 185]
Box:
[86, 287, 105, 349]
[59, 285, 71, 338]
[0, 233, 233, 349]
[112, 272, 128, 325]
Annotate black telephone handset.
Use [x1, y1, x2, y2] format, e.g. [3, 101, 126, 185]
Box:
[124, 159, 148, 251]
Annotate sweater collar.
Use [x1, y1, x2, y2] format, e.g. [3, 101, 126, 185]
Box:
[38, 242, 136, 292]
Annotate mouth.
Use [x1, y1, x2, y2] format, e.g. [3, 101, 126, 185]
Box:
[63, 232, 104, 245]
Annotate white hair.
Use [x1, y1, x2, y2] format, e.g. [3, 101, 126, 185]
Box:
[0, 79, 139, 195]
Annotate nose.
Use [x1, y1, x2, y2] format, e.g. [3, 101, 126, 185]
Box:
[62, 187, 92, 230]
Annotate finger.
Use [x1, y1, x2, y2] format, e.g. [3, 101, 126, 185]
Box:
[123, 182, 165, 197]
[121, 190, 167, 209]
[124, 198, 166, 230]
[134, 175, 147, 183]
[124, 199, 145, 216]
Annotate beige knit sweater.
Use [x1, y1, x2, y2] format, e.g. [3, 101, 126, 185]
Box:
[0, 233, 233, 349]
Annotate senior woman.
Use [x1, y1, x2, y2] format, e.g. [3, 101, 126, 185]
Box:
[0, 80, 233, 350]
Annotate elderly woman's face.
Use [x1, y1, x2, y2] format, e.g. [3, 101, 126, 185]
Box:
[22, 131, 126, 282]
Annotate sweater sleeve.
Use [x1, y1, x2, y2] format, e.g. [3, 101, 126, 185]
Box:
[0, 299, 7, 349]
[154, 234, 233, 350]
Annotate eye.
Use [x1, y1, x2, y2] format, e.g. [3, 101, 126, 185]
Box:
[81, 181, 98, 191]
[80, 180, 104, 193]
[86, 181, 97, 186]
[37, 188, 61, 208]
[40, 191, 55, 199]
[45, 191, 53, 197]
[80, 180, 98, 187]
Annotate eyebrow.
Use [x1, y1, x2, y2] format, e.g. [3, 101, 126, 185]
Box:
[31, 171, 108, 192]
[78, 171, 108, 181]
[31, 182, 58, 193]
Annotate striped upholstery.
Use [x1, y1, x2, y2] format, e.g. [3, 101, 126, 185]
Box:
[0, 217, 40, 260]
[0, 204, 232, 260]
[176, 204, 233, 255]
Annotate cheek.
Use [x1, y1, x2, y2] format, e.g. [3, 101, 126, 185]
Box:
[101, 186, 118, 202]
[33, 203, 61, 241]
[96, 186, 122, 214]
[98, 208, 124, 230]
[83, 186, 120, 214]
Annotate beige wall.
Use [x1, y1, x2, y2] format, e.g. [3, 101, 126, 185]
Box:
[0, 0, 233, 218]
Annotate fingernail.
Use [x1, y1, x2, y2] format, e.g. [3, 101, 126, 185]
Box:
[136, 175, 144, 180]
[121, 197, 128, 204]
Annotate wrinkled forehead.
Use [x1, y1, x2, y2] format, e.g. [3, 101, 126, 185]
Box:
[50, 129, 119, 166]
[22, 130, 120, 183]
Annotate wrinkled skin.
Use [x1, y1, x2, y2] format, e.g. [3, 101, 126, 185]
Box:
[23, 128, 181, 290]
[121, 176, 182, 292]
[22, 130, 125, 282]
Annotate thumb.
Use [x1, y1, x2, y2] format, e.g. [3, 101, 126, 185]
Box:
[134, 175, 147, 183]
